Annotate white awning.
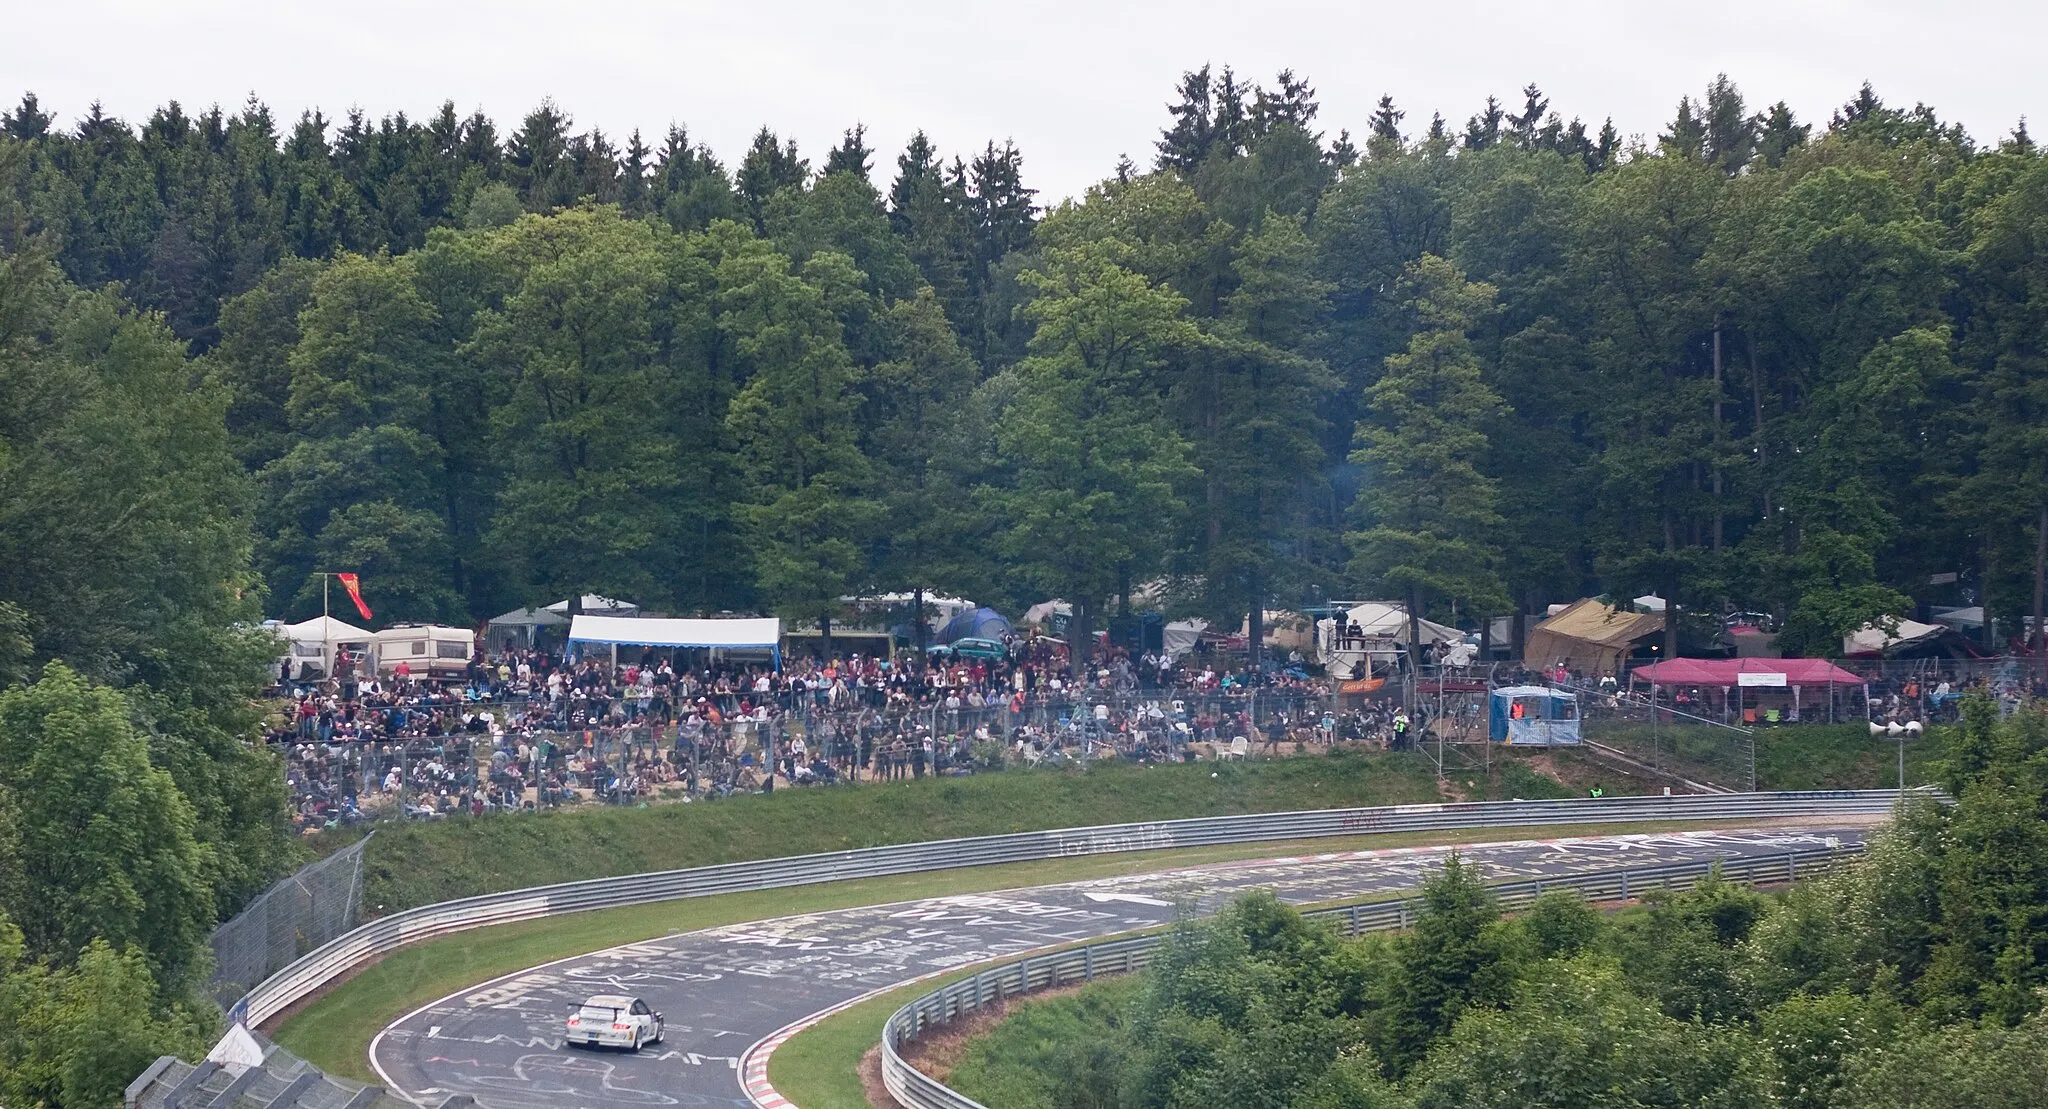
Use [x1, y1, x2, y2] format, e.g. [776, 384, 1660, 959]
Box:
[568, 614, 781, 648]
[278, 616, 373, 643]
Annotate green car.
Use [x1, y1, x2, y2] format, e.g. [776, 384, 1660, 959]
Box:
[930, 637, 1008, 662]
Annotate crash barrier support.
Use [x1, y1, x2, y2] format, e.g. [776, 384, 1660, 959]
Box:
[876, 844, 1866, 1109]
[233, 790, 1917, 1028]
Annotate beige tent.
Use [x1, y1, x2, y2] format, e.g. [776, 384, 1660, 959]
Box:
[1524, 598, 1665, 674]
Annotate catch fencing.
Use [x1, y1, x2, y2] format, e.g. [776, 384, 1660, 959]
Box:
[208, 835, 370, 1011]
[876, 844, 1865, 1109]
[230, 789, 1910, 1028]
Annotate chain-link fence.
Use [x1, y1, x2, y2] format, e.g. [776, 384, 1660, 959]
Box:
[209, 835, 370, 1013]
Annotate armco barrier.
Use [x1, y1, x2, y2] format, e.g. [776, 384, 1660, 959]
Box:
[237, 790, 1913, 1027]
[877, 845, 1867, 1109]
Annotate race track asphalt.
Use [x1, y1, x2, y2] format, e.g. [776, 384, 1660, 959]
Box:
[369, 827, 1865, 1109]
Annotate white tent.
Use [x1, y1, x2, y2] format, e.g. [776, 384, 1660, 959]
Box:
[276, 616, 373, 681]
[206, 1022, 268, 1075]
[1338, 602, 1462, 646]
[1844, 618, 1947, 656]
[1021, 599, 1071, 627]
[547, 595, 640, 616]
[1162, 618, 1209, 661]
[280, 615, 373, 643]
[569, 614, 782, 654]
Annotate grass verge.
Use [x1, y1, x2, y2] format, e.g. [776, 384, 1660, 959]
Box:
[274, 818, 1733, 1083]
[338, 751, 1449, 914]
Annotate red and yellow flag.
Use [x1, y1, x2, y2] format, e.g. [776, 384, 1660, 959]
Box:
[336, 573, 373, 620]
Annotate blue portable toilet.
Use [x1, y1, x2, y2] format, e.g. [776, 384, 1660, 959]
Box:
[1489, 685, 1582, 745]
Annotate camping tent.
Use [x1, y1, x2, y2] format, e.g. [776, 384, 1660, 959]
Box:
[937, 606, 1013, 643]
[1489, 685, 1582, 745]
[1524, 598, 1665, 674]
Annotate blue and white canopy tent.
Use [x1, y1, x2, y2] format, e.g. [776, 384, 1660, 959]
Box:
[567, 614, 784, 669]
[1488, 685, 1582, 745]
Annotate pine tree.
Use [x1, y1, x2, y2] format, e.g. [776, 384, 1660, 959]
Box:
[1756, 102, 1810, 167]
[1347, 256, 1508, 669]
[1251, 68, 1320, 141]
[823, 123, 875, 180]
[1212, 68, 1250, 159]
[1593, 118, 1620, 171]
[1506, 83, 1551, 149]
[2, 92, 52, 140]
[1326, 129, 1358, 169]
[1661, 96, 1706, 159]
[736, 126, 808, 230]
[1368, 96, 1406, 159]
[1157, 66, 1214, 173]
[1700, 74, 1757, 175]
[968, 140, 1037, 267]
[505, 100, 573, 210]
[612, 129, 648, 213]
[1832, 81, 1888, 130]
[1464, 97, 1504, 151]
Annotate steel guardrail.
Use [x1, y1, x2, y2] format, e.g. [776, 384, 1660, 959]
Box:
[234, 790, 1915, 1026]
[875, 844, 1868, 1109]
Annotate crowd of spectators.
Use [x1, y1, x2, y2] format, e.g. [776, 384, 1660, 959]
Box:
[268, 637, 1357, 834]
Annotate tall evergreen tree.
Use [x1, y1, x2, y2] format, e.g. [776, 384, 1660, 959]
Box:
[1347, 256, 1508, 668]
[1368, 95, 1406, 158]
[823, 123, 875, 180]
[1464, 97, 1505, 151]
[735, 126, 807, 231]
[1157, 66, 1215, 173]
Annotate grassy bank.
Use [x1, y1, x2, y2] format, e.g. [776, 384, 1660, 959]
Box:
[1584, 721, 1942, 792]
[347, 750, 1448, 913]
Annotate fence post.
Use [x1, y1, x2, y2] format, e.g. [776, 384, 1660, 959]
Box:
[1084, 945, 1094, 980]
[1349, 903, 1360, 934]
[1620, 869, 1630, 901]
[1787, 853, 1797, 882]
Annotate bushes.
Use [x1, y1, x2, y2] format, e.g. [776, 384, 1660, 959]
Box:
[948, 694, 2048, 1109]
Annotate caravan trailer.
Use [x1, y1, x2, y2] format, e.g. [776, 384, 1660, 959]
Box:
[373, 623, 475, 680]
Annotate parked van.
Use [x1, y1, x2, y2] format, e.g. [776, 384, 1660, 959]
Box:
[373, 623, 474, 679]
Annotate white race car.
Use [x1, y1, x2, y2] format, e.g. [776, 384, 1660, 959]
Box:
[565, 994, 664, 1051]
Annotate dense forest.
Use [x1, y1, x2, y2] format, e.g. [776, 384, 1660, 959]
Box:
[950, 695, 2048, 1109]
[0, 69, 2044, 1104]
[5, 72, 2047, 661]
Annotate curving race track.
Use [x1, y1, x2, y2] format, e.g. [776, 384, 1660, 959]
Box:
[370, 827, 1867, 1109]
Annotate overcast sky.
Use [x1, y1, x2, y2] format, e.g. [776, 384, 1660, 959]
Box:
[8, 0, 2041, 204]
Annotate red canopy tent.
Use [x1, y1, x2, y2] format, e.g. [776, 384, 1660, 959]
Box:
[1628, 658, 1864, 686]
[1628, 657, 1868, 724]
